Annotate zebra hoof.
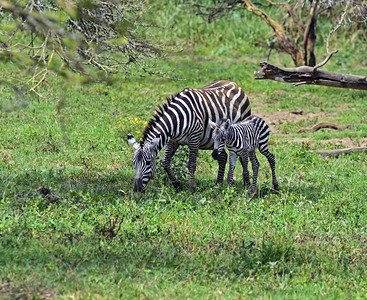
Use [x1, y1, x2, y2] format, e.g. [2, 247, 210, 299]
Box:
[173, 181, 183, 191]
[188, 186, 196, 192]
[215, 179, 223, 185]
[273, 185, 280, 194]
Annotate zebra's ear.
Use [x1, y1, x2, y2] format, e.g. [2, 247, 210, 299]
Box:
[128, 134, 140, 150]
[149, 137, 160, 152]
[223, 119, 231, 130]
[208, 119, 217, 130]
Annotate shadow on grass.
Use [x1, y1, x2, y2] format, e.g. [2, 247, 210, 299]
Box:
[1, 167, 132, 202]
[1, 161, 361, 207]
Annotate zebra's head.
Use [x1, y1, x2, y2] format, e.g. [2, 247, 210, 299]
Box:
[128, 134, 160, 193]
[209, 119, 231, 160]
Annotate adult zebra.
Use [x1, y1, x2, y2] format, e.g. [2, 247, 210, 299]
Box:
[128, 80, 251, 192]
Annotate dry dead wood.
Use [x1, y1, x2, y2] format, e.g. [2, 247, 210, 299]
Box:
[314, 147, 367, 157]
[254, 62, 367, 90]
[297, 122, 348, 133]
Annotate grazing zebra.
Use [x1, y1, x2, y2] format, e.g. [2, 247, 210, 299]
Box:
[209, 115, 279, 196]
[127, 80, 251, 192]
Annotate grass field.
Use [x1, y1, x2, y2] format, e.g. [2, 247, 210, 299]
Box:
[1, 1, 367, 299]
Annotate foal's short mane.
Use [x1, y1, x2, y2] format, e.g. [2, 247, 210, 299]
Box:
[218, 118, 229, 126]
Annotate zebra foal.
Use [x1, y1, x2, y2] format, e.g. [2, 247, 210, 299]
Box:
[209, 115, 279, 196]
[128, 80, 251, 193]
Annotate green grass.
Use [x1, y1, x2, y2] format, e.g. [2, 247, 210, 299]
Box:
[1, 1, 367, 299]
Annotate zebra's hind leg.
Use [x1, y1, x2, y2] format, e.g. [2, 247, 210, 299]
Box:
[162, 141, 182, 191]
[249, 150, 259, 196]
[260, 149, 279, 193]
[239, 151, 250, 190]
[259, 147, 279, 192]
[216, 150, 228, 185]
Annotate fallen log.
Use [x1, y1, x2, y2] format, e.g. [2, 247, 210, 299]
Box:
[254, 62, 367, 90]
[314, 147, 367, 157]
[297, 122, 348, 133]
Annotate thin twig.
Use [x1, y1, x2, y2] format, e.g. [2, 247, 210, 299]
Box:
[265, 37, 277, 63]
[264, 0, 305, 32]
[312, 50, 338, 73]
[326, 0, 351, 53]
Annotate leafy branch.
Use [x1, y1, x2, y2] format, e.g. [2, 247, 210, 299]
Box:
[0, 0, 165, 96]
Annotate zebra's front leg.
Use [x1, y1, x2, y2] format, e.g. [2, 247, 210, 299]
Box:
[239, 151, 250, 190]
[187, 144, 199, 192]
[227, 151, 238, 187]
[249, 150, 259, 196]
[162, 141, 182, 191]
[216, 150, 228, 185]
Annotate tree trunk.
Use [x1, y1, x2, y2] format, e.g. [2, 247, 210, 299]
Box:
[302, 0, 318, 67]
[254, 62, 367, 90]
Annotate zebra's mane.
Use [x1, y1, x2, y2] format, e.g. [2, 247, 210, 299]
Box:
[140, 95, 174, 146]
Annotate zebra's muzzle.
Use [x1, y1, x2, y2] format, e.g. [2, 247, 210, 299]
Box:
[133, 178, 145, 193]
[212, 149, 219, 160]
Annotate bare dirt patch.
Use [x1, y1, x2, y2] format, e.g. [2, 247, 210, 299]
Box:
[1, 150, 13, 163]
[0, 282, 58, 299]
[251, 103, 366, 148]
[255, 109, 339, 134]
[267, 110, 337, 125]
[283, 137, 367, 148]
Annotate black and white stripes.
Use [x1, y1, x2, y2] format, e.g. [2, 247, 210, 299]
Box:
[209, 115, 279, 195]
[128, 80, 251, 192]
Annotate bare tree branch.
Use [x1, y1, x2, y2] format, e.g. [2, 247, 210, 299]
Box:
[312, 50, 338, 72]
